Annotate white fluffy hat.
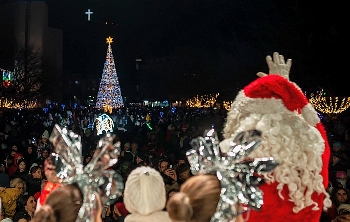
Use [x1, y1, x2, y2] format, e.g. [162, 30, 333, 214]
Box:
[124, 166, 166, 215]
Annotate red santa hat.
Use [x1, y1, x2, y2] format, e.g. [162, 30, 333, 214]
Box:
[228, 74, 331, 222]
[234, 74, 320, 127]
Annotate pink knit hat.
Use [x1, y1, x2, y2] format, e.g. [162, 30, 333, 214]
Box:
[336, 171, 347, 179]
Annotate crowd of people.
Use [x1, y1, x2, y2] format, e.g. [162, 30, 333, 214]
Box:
[1, 52, 350, 222]
[0, 104, 227, 222]
[321, 114, 350, 222]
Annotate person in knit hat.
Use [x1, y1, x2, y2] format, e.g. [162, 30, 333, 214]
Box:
[36, 130, 53, 159]
[120, 142, 131, 158]
[123, 166, 172, 222]
[335, 171, 348, 189]
[220, 52, 331, 222]
[42, 130, 49, 140]
[7, 152, 23, 177]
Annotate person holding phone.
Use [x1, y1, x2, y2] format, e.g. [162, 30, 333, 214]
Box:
[157, 159, 179, 194]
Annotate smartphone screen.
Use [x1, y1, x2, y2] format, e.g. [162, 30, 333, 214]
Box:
[101, 205, 108, 218]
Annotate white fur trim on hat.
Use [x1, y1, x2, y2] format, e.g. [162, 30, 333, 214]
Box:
[301, 103, 319, 126]
[232, 75, 320, 127]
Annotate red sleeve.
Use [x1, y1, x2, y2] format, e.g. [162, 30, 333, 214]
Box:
[7, 166, 17, 177]
[115, 202, 129, 216]
[325, 203, 338, 220]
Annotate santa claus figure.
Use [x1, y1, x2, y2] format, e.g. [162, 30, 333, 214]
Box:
[220, 52, 331, 221]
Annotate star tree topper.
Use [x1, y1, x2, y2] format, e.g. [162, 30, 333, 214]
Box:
[106, 36, 113, 45]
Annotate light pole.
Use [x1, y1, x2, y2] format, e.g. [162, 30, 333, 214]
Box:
[135, 58, 142, 103]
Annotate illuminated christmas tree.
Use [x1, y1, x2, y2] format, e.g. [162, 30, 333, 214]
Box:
[95, 36, 124, 110]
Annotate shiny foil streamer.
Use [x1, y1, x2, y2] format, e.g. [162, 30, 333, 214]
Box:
[187, 129, 279, 222]
[49, 124, 124, 222]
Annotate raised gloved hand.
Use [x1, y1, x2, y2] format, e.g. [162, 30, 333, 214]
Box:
[256, 52, 292, 80]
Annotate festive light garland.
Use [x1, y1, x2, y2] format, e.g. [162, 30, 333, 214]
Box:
[0, 98, 38, 109]
[222, 101, 234, 111]
[309, 90, 350, 114]
[186, 93, 219, 108]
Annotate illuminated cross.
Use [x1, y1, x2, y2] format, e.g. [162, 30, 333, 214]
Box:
[106, 36, 113, 45]
[85, 9, 93, 21]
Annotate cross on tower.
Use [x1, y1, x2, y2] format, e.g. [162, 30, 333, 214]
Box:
[85, 9, 93, 21]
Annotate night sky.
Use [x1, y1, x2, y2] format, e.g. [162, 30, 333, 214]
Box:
[44, 0, 347, 99]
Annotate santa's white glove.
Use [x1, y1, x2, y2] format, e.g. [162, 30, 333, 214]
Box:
[256, 52, 292, 80]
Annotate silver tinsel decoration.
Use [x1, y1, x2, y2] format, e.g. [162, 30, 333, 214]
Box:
[49, 124, 124, 222]
[187, 129, 279, 222]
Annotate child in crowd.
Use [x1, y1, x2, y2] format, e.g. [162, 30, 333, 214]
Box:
[123, 166, 171, 222]
[32, 183, 102, 222]
[167, 174, 245, 222]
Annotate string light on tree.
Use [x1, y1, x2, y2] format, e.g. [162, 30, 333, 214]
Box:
[309, 89, 350, 114]
[0, 98, 38, 109]
[95, 36, 124, 110]
[186, 93, 219, 108]
[222, 101, 234, 111]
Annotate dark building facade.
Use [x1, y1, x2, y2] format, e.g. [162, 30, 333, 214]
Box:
[0, 0, 63, 103]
